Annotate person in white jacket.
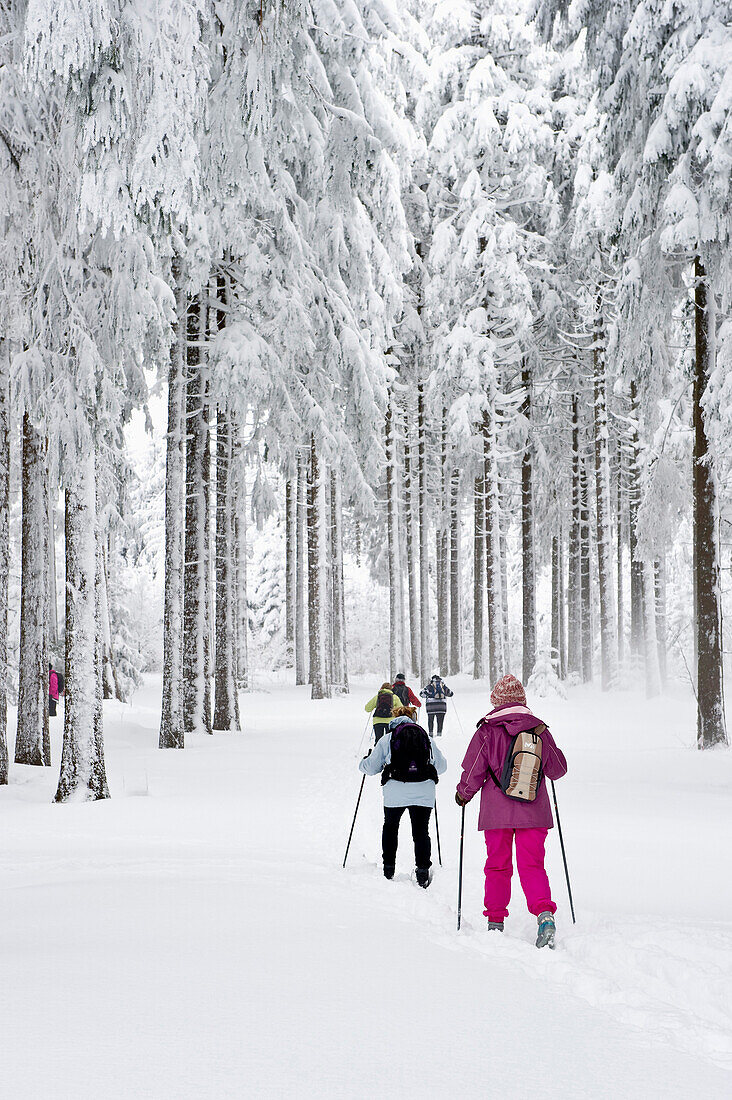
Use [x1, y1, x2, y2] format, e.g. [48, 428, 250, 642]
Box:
[359, 707, 447, 887]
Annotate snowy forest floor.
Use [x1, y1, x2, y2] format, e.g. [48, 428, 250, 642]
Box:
[1, 676, 731, 1099]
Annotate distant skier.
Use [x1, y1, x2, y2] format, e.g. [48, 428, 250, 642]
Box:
[391, 673, 421, 710]
[455, 674, 567, 948]
[48, 663, 60, 718]
[420, 673, 453, 736]
[360, 705, 446, 886]
[364, 682, 398, 742]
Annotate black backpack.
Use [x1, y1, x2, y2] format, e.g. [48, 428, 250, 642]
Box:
[382, 723, 438, 784]
[374, 690, 393, 719]
[392, 681, 410, 706]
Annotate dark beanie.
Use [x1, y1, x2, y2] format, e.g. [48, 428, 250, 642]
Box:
[395, 673, 405, 682]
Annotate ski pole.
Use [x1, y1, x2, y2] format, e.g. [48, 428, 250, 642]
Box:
[551, 779, 576, 924]
[355, 713, 372, 758]
[343, 774, 366, 869]
[434, 800, 442, 867]
[453, 703, 467, 738]
[457, 804, 465, 931]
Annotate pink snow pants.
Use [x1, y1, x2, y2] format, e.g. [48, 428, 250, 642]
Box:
[483, 828, 556, 921]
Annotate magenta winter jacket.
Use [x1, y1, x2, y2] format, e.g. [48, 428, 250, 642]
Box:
[456, 704, 567, 831]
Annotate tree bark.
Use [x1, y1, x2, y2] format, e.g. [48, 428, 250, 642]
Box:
[593, 307, 619, 689]
[616, 440, 625, 669]
[404, 418, 420, 676]
[551, 533, 561, 675]
[160, 276, 186, 748]
[417, 382, 431, 681]
[16, 413, 50, 766]
[642, 560, 661, 698]
[628, 383, 644, 664]
[449, 468, 461, 675]
[233, 434, 249, 692]
[55, 450, 109, 801]
[654, 557, 667, 690]
[579, 458, 593, 683]
[0, 342, 9, 783]
[386, 393, 401, 676]
[436, 416, 449, 675]
[308, 436, 329, 699]
[473, 467, 485, 680]
[285, 477, 296, 664]
[330, 469, 348, 693]
[693, 257, 727, 748]
[295, 447, 307, 686]
[521, 359, 536, 683]
[213, 406, 240, 731]
[183, 291, 212, 735]
[484, 409, 503, 684]
[567, 395, 582, 677]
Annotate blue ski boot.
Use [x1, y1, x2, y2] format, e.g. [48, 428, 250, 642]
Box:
[536, 911, 556, 949]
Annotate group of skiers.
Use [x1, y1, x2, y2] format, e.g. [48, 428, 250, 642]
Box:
[359, 672, 567, 949]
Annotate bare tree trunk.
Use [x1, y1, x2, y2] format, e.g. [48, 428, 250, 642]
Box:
[642, 560, 661, 698]
[331, 470, 348, 693]
[551, 533, 561, 675]
[593, 308, 619, 689]
[55, 450, 109, 802]
[183, 291, 212, 735]
[693, 258, 727, 748]
[655, 557, 667, 690]
[285, 477, 296, 666]
[567, 395, 582, 677]
[558, 523, 567, 679]
[386, 394, 401, 676]
[160, 276, 186, 748]
[99, 538, 119, 700]
[213, 406, 240, 731]
[628, 383, 644, 665]
[484, 409, 502, 684]
[308, 436, 329, 699]
[404, 419, 420, 676]
[16, 413, 49, 766]
[521, 359, 536, 683]
[418, 383, 431, 681]
[295, 447, 307, 686]
[436, 417, 448, 675]
[449, 467, 461, 675]
[579, 458, 593, 683]
[47, 474, 59, 654]
[616, 440, 625, 669]
[233, 439, 249, 691]
[0, 342, 9, 783]
[473, 467, 485, 680]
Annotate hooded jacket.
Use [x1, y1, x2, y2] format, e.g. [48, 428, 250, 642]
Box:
[456, 704, 567, 830]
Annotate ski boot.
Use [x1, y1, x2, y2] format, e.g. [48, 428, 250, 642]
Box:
[415, 867, 433, 889]
[486, 920, 504, 932]
[536, 911, 556, 949]
[383, 864, 395, 880]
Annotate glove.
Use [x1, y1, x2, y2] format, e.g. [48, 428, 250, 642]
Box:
[455, 790, 468, 807]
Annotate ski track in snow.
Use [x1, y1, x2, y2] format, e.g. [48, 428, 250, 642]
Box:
[1, 674, 731, 1099]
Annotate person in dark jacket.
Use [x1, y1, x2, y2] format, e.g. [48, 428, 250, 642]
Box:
[391, 673, 421, 710]
[420, 673, 453, 736]
[455, 674, 567, 949]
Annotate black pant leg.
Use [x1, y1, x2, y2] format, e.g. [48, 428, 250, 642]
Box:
[49, 696, 56, 717]
[427, 712, 435, 734]
[382, 806, 405, 866]
[407, 805, 432, 870]
[436, 712, 445, 734]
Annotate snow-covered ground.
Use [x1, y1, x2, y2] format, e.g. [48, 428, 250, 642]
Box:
[1, 676, 731, 1098]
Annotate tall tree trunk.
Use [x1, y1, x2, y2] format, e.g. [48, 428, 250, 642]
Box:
[449, 467, 461, 675]
[593, 308, 619, 689]
[693, 258, 727, 748]
[655, 557, 667, 690]
[233, 438, 249, 691]
[642, 561, 661, 698]
[99, 538, 119, 700]
[616, 440, 625, 669]
[295, 447, 307, 686]
[567, 395, 582, 677]
[0, 342, 9, 783]
[386, 393, 401, 676]
[558, 524, 567, 679]
[628, 384, 644, 664]
[473, 466, 485, 680]
[16, 413, 49, 766]
[183, 291, 211, 735]
[484, 409, 502, 684]
[521, 359, 536, 683]
[160, 277, 186, 748]
[213, 406, 240, 731]
[404, 418, 420, 676]
[499, 479, 510, 672]
[436, 416, 448, 675]
[551, 533, 561, 675]
[330, 470, 348, 693]
[55, 450, 109, 802]
[579, 458, 593, 683]
[285, 477, 296, 665]
[308, 436, 329, 699]
[47, 475, 59, 654]
[417, 382, 431, 681]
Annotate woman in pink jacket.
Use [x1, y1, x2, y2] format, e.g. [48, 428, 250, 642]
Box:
[455, 674, 567, 948]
